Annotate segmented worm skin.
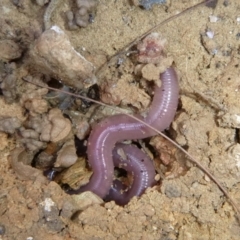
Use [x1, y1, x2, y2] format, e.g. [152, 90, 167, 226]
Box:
[105, 143, 157, 205]
[69, 67, 179, 199]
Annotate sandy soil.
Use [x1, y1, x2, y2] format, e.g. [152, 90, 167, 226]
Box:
[0, 0, 240, 239]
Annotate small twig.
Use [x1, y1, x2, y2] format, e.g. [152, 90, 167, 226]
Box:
[182, 90, 227, 112]
[43, 0, 61, 30]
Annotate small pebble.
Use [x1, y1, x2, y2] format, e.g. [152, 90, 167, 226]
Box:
[138, 0, 166, 10]
[0, 40, 22, 61]
[206, 30, 214, 39]
[0, 224, 6, 235]
[164, 183, 181, 198]
[209, 15, 218, 23]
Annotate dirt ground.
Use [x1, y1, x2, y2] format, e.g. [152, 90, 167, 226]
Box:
[0, 0, 240, 239]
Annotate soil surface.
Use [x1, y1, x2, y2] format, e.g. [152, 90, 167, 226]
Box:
[1, 0, 240, 239]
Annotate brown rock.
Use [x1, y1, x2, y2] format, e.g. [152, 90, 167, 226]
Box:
[29, 26, 96, 89]
[0, 40, 22, 61]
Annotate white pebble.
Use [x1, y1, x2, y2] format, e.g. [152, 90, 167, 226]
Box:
[209, 15, 218, 23]
[206, 30, 214, 39]
[40, 198, 55, 212]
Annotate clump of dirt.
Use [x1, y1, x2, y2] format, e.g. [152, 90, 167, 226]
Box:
[0, 0, 240, 239]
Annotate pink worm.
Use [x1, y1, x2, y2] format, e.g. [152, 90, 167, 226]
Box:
[69, 67, 179, 200]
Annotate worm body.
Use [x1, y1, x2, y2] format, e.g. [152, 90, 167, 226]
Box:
[70, 67, 179, 199]
[105, 143, 156, 205]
